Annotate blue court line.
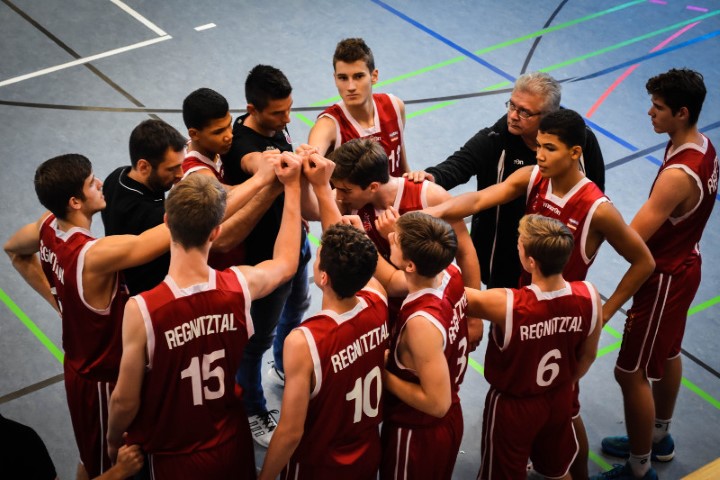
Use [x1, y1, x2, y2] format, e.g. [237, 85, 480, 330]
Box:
[606, 119, 720, 203]
[369, 0, 517, 83]
[571, 28, 720, 82]
[367, 0, 713, 181]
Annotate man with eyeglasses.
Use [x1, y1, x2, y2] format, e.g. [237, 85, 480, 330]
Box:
[406, 72, 605, 290]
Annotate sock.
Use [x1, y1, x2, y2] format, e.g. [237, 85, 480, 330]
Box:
[653, 418, 671, 443]
[629, 453, 651, 477]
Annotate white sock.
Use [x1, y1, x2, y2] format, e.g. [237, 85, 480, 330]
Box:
[629, 453, 651, 477]
[653, 418, 671, 443]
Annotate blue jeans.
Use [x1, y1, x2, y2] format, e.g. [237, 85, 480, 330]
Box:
[236, 235, 311, 415]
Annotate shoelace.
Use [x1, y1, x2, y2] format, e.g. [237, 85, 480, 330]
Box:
[261, 410, 279, 430]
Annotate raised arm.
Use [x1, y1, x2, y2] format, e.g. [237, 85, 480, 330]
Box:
[84, 224, 170, 276]
[303, 153, 342, 230]
[307, 116, 337, 157]
[238, 152, 302, 300]
[426, 183, 481, 288]
[373, 253, 408, 297]
[258, 329, 313, 480]
[592, 203, 655, 324]
[4, 215, 59, 312]
[212, 181, 283, 253]
[222, 149, 279, 221]
[424, 166, 532, 222]
[383, 317, 451, 418]
[107, 298, 147, 462]
[464, 287, 508, 332]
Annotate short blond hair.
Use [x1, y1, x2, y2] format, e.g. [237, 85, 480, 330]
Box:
[166, 175, 226, 248]
[518, 214, 573, 276]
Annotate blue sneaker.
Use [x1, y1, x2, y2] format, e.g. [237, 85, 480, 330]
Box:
[601, 434, 675, 462]
[590, 463, 658, 480]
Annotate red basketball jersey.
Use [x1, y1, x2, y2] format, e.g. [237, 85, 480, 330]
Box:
[318, 93, 405, 176]
[39, 215, 128, 381]
[291, 288, 390, 468]
[524, 166, 608, 283]
[647, 136, 718, 273]
[182, 149, 225, 182]
[182, 149, 246, 268]
[354, 178, 428, 262]
[484, 281, 599, 396]
[384, 264, 469, 426]
[126, 268, 254, 455]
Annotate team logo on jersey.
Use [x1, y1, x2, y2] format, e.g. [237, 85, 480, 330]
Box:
[541, 202, 561, 216]
[513, 158, 524, 165]
[360, 212, 374, 233]
[389, 130, 400, 142]
[566, 218, 579, 231]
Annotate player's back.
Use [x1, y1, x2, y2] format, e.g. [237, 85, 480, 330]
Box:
[385, 264, 469, 426]
[648, 136, 718, 273]
[485, 281, 599, 397]
[292, 288, 389, 468]
[39, 214, 127, 381]
[126, 268, 253, 454]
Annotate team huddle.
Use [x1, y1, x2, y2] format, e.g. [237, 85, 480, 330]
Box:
[4, 37, 718, 480]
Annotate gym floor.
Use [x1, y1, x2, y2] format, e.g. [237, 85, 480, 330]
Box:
[1, 0, 718, 478]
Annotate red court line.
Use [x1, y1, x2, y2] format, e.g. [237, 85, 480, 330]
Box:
[586, 22, 701, 118]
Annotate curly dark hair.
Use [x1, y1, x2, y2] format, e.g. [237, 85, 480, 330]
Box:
[320, 223, 378, 298]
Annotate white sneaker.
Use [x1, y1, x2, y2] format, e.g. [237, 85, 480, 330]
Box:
[268, 363, 285, 387]
[248, 410, 278, 448]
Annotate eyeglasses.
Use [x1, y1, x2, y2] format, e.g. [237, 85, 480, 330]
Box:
[505, 100, 542, 120]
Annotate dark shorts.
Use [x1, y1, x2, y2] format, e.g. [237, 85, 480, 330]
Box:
[380, 402, 464, 480]
[148, 435, 255, 480]
[617, 257, 701, 380]
[479, 385, 578, 480]
[64, 364, 113, 478]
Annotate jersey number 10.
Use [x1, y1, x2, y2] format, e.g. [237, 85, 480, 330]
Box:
[346, 366, 382, 423]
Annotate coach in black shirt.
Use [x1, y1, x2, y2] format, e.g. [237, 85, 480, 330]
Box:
[411, 72, 605, 289]
[102, 119, 185, 295]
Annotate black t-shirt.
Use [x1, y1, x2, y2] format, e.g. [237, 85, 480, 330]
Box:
[0, 415, 57, 480]
[101, 166, 169, 295]
[426, 114, 605, 288]
[222, 114, 296, 265]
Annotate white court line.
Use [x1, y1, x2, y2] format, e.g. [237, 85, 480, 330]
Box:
[0, 35, 172, 88]
[109, 0, 167, 36]
[194, 23, 216, 31]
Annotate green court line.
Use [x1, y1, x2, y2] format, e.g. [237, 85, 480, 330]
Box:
[603, 325, 623, 340]
[589, 451, 614, 472]
[688, 295, 720, 316]
[310, 0, 646, 106]
[294, 112, 316, 127]
[308, 232, 320, 247]
[597, 340, 623, 359]
[406, 10, 720, 121]
[406, 100, 458, 119]
[469, 356, 484, 376]
[0, 287, 63, 364]
[682, 377, 720, 410]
